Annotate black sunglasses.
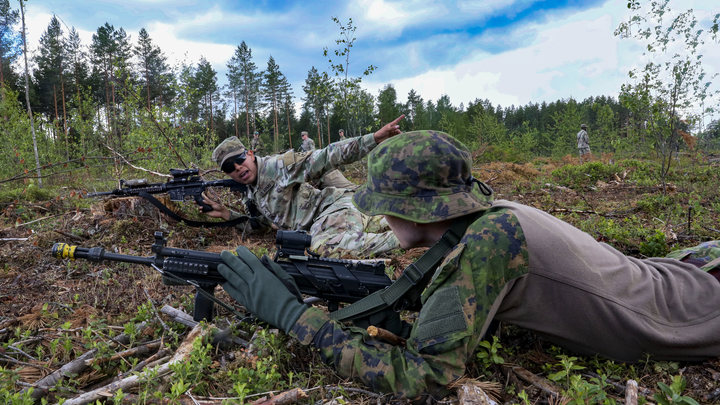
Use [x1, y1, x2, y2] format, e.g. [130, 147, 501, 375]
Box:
[221, 152, 247, 174]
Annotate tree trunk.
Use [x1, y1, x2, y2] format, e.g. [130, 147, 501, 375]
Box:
[233, 91, 238, 138]
[20, 0, 42, 187]
[245, 91, 250, 143]
[286, 101, 292, 150]
[61, 77, 68, 159]
[209, 91, 214, 142]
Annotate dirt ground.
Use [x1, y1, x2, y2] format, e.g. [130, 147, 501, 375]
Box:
[1, 159, 720, 404]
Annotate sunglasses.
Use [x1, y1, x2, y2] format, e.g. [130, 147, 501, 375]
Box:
[221, 152, 247, 174]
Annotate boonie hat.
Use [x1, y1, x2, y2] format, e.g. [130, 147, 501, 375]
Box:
[353, 130, 492, 223]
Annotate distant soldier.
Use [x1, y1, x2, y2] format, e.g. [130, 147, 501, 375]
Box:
[250, 131, 262, 154]
[338, 128, 346, 141]
[300, 131, 315, 152]
[577, 124, 590, 161]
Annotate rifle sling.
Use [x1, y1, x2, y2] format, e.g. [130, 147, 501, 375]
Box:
[330, 214, 476, 323]
[138, 192, 253, 228]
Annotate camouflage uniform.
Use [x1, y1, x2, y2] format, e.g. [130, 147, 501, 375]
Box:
[250, 134, 261, 154]
[577, 125, 590, 156]
[301, 136, 315, 152]
[289, 130, 720, 399]
[213, 134, 398, 257]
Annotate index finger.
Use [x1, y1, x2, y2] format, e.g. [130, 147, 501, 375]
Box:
[388, 114, 405, 126]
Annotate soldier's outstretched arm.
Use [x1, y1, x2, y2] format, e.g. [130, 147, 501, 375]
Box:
[373, 114, 405, 144]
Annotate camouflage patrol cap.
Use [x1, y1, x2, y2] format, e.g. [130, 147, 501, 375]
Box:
[353, 130, 493, 223]
[212, 136, 246, 167]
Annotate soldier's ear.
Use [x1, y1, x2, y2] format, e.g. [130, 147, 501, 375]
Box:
[247, 150, 255, 160]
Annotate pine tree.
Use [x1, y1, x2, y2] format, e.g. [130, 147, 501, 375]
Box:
[0, 0, 20, 92]
[262, 56, 290, 151]
[90, 23, 132, 146]
[195, 57, 219, 142]
[227, 41, 261, 143]
[134, 28, 173, 110]
[33, 15, 67, 143]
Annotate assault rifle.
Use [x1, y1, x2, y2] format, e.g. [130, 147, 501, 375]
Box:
[88, 168, 247, 213]
[52, 231, 392, 322]
[87, 168, 260, 227]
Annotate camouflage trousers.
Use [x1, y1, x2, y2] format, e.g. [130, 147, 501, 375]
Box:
[666, 240, 720, 280]
[309, 194, 399, 258]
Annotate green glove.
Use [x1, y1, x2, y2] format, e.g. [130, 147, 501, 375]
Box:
[218, 246, 308, 332]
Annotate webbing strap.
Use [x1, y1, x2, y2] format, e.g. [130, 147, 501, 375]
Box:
[330, 215, 474, 322]
[138, 192, 255, 228]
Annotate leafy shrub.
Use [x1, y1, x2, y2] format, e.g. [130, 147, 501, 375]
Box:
[639, 230, 669, 257]
[0, 184, 56, 204]
[551, 161, 621, 188]
[617, 159, 660, 185]
[479, 144, 531, 164]
[636, 194, 675, 216]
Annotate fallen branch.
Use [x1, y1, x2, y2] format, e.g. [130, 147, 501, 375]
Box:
[626, 380, 638, 405]
[502, 364, 560, 399]
[86, 346, 169, 391]
[14, 213, 64, 228]
[160, 304, 248, 346]
[117, 394, 222, 404]
[250, 388, 308, 405]
[104, 143, 171, 179]
[86, 340, 162, 366]
[24, 348, 98, 400]
[58, 324, 209, 405]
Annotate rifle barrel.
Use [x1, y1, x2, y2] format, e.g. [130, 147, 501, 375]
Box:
[52, 243, 155, 266]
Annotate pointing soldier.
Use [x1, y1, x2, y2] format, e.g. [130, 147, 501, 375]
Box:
[203, 116, 405, 257]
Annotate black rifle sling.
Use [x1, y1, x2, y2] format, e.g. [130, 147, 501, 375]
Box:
[138, 192, 254, 228]
[330, 214, 476, 323]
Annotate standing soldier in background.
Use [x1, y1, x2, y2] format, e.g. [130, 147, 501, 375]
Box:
[301, 131, 315, 152]
[338, 128, 346, 141]
[577, 124, 590, 161]
[250, 131, 262, 155]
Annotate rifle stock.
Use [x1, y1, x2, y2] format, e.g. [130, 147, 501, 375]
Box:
[52, 231, 391, 322]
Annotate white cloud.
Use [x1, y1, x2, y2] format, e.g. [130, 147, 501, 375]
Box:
[366, 1, 631, 107]
[348, 0, 450, 39]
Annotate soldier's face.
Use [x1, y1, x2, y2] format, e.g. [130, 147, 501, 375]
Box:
[384, 215, 422, 249]
[226, 151, 258, 185]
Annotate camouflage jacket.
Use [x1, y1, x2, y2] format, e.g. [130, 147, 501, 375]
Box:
[576, 129, 589, 148]
[250, 137, 261, 152]
[289, 207, 529, 398]
[301, 137, 316, 152]
[230, 134, 377, 231]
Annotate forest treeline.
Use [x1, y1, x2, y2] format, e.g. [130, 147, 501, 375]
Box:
[1, 1, 719, 188]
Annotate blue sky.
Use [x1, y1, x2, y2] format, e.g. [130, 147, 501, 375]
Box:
[23, 0, 720, 114]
